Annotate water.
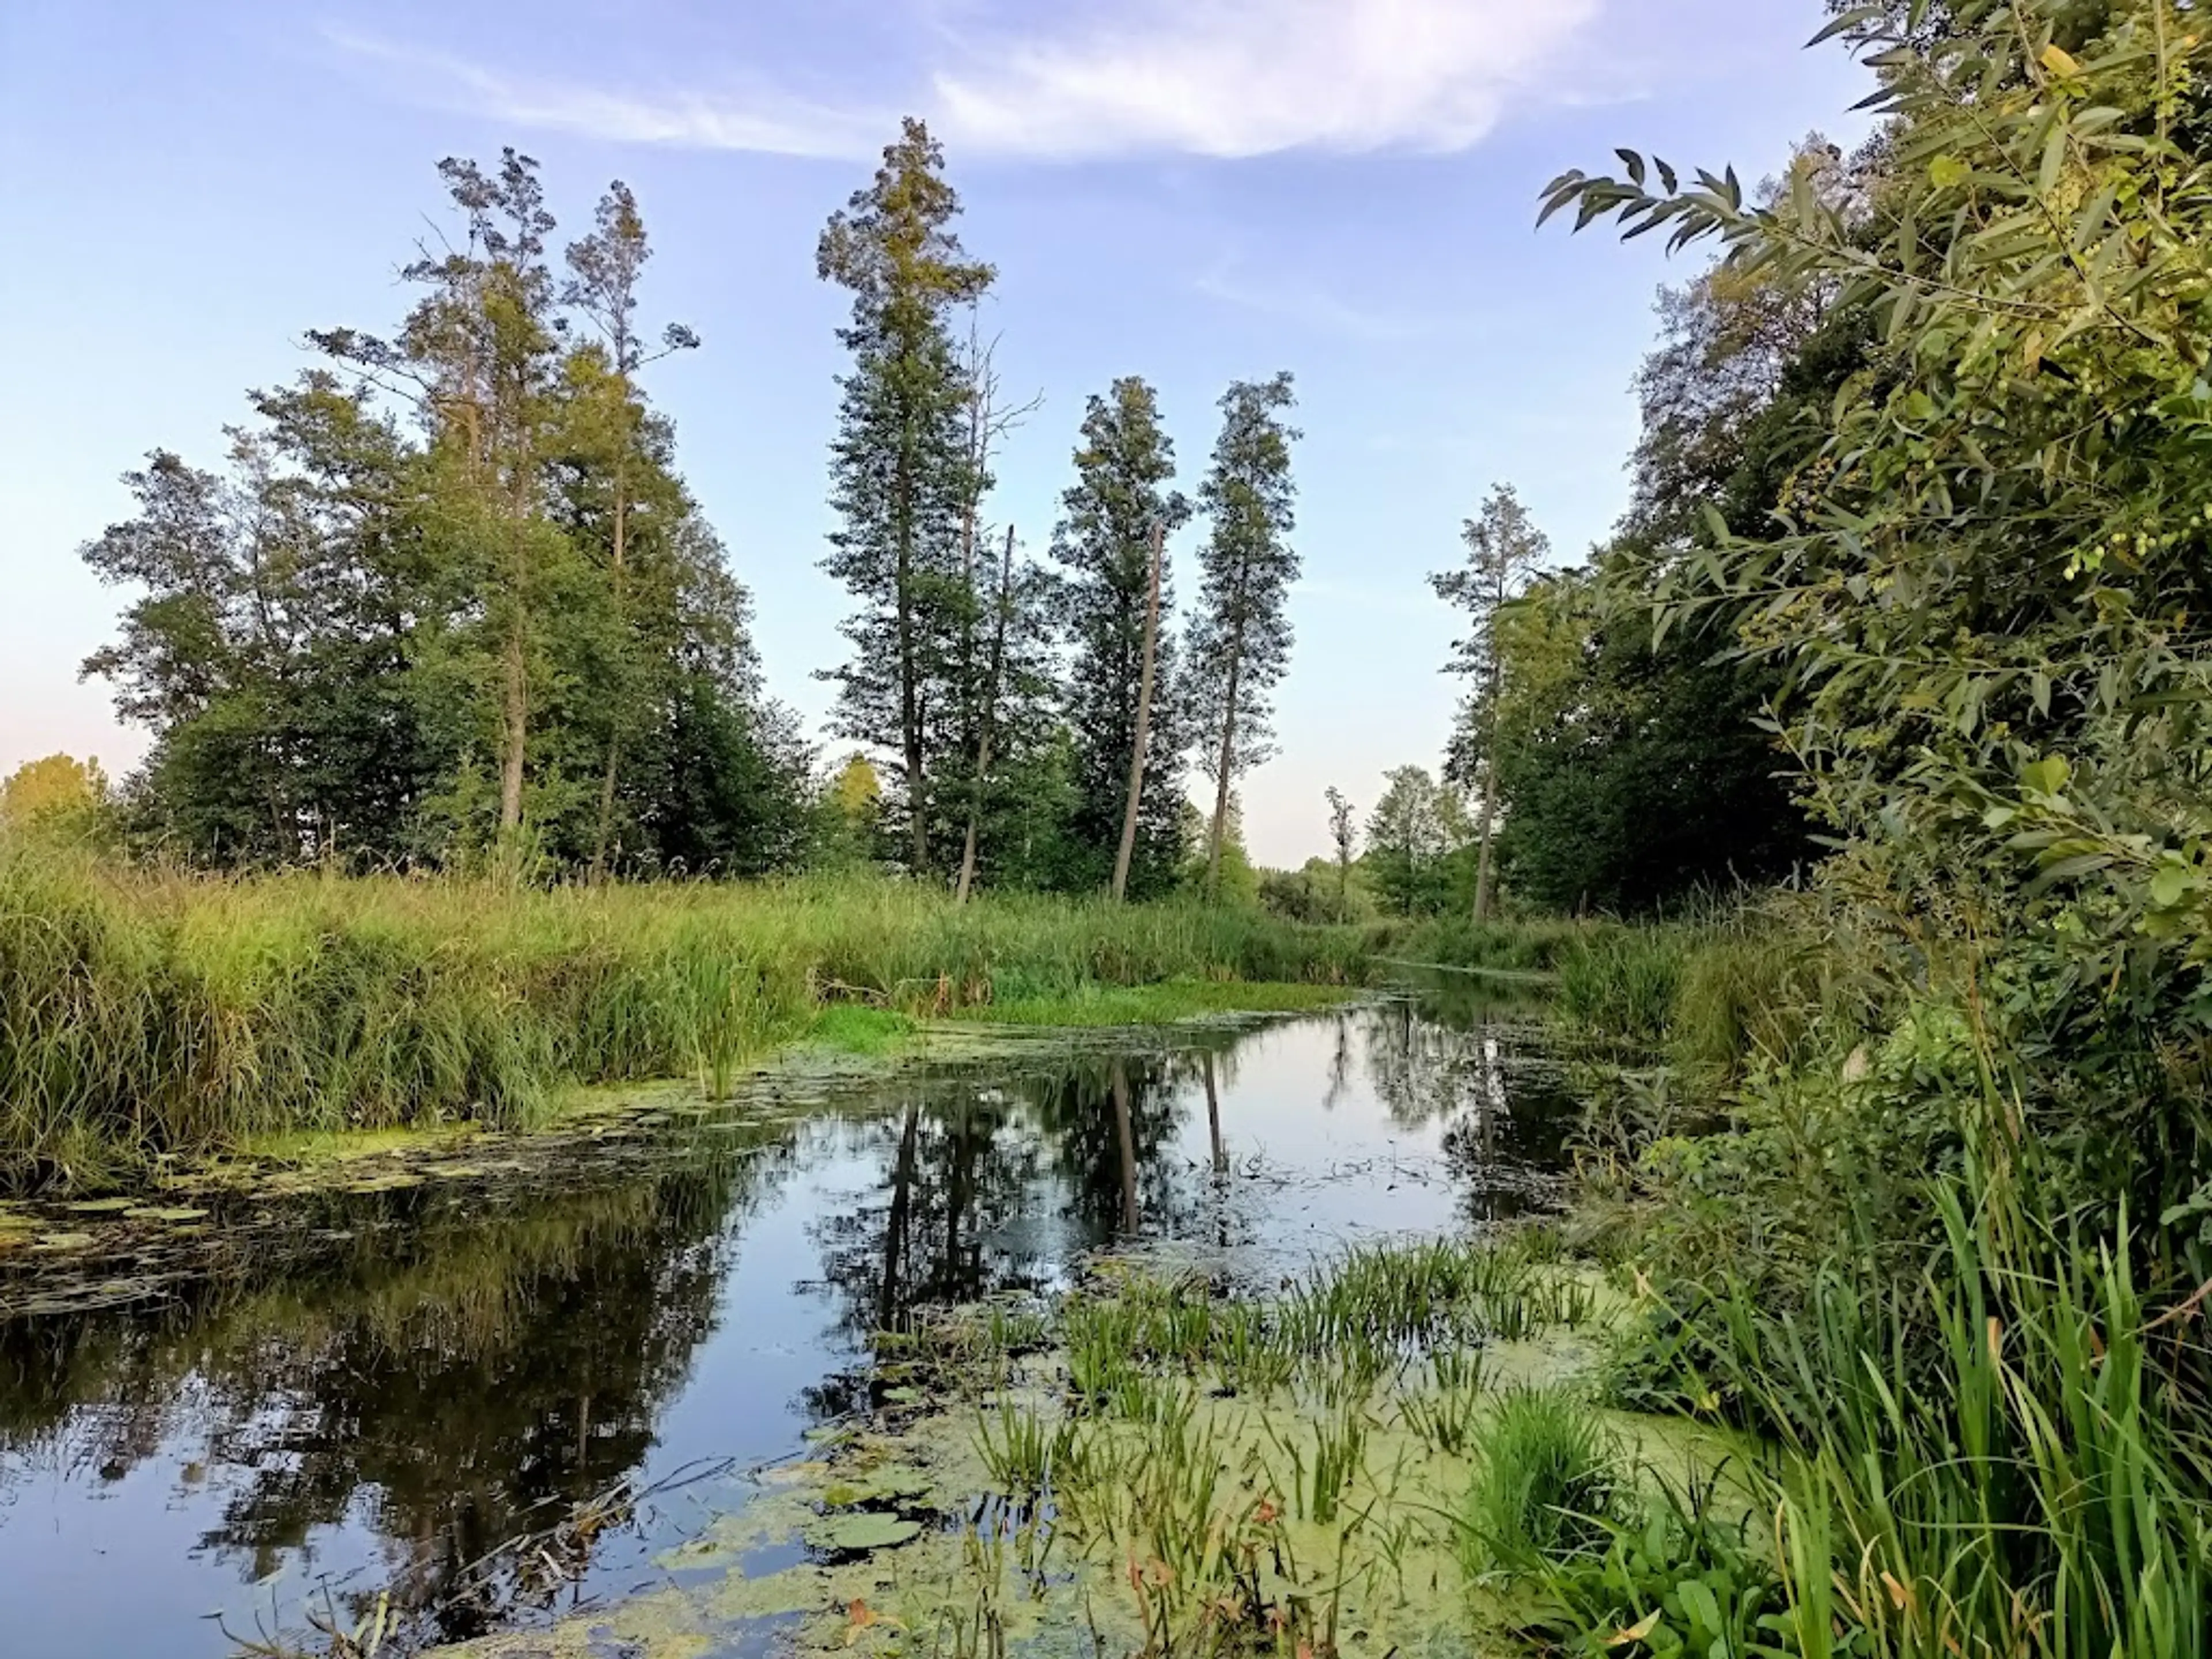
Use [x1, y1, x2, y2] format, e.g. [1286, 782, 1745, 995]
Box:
[0, 996, 1573, 1657]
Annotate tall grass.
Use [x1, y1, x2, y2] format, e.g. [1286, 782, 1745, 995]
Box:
[1462, 1386, 1623, 1577]
[1615, 1118, 2212, 1658]
[0, 843, 1367, 1187]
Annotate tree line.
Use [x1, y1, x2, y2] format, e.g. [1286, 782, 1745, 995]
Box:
[71, 120, 1300, 896]
[1338, 143, 1860, 922]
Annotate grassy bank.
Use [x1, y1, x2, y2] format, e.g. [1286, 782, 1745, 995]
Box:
[0, 845, 1366, 1188]
[1528, 900, 2212, 1658]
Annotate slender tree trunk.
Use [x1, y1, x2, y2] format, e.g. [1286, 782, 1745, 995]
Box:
[1205, 639, 1244, 904]
[1472, 654, 1502, 922]
[956, 525, 1016, 906]
[1110, 1061, 1141, 1233]
[1111, 521, 1165, 903]
[498, 399, 532, 837]
[499, 620, 528, 834]
[590, 461, 630, 885]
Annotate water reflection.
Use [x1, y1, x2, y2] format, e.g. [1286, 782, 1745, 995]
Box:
[0, 994, 1573, 1658]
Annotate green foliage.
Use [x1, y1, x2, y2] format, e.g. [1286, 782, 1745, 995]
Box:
[81, 158, 808, 878]
[0, 843, 1366, 1188]
[1185, 372, 1302, 899]
[1433, 484, 1553, 921]
[1363, 765, 1471, 917]
[1521, 1471, 1807, 1659]
[816, 117, 997, 878]
[0, 754, 115, 846]
[1463, 1387, 1624, 1578]
[1050, 377, 1193, 898]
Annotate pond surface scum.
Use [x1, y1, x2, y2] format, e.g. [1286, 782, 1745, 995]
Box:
[0, 995, 1609, 1658]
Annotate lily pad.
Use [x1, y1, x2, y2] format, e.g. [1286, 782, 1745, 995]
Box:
[63, 1198, 135, 1214]
[32, 1232, 96, 1251]
[123, 1206, 209, 1223]
[345, 1172, 422, 1192]
[804, 1512, 922, 1554]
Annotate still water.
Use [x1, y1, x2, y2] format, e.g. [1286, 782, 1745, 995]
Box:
[0, 995, 1573, 1658]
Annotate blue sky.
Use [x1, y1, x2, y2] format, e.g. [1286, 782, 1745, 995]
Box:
[0, 1, 1873, 867]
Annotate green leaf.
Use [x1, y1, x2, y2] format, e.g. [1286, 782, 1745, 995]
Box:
[2020, 754, 2070, 796]
[1929, 153, 1971, 190]
[2150, 861, 2196, 910]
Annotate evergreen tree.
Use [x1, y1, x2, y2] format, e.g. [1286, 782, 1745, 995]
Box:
[816, 118, 994, 879]
[1185, 373, 1301, 901]
[1050, 377, 1191, 897]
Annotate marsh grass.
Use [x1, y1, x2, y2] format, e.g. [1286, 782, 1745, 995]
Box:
[1461, 1386, 1623, 1578]
[949, 1232, 1610, 1658]
[0, 844, 1365, 1187]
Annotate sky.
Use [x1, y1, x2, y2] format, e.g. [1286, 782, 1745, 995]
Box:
[0, 1, 1875, 868]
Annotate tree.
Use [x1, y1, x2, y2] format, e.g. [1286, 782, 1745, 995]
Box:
[1430, 486, 1550, 921]
[80, 382, 440, 863]
[816, 118, 995, 879]
[1365, 766, 1463, 917]
[1111, 521, 1166, 904]
[0, 755, 111, 838]
[561, 180, 700, 881]
[1185, 373, 1301, 902]
[1051, 377, 1192, 897]
[951, 526, 1060, 902]
[1325, 786, 1358, 904]
[81, 151, 804, 878]
[1549, 0, 2212, 1213]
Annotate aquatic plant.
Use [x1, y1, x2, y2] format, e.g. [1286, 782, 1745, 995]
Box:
[1463, 1386, 1623, 1578]
[972, 1397, 1055, 1502]
[1396, 1347, 1487, 1457]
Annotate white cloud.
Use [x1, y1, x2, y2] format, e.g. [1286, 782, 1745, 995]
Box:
[936, 0, 1602, 159]
[323, 28, 887, 160]
[328, 0, 1603, 162]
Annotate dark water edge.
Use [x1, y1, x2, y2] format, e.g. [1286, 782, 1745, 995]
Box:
[0, 991, 1577, 1658]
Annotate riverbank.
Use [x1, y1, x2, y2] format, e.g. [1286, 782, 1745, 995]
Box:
[0, 846, 1370, 1190]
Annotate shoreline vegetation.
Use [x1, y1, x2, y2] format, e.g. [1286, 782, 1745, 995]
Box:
[0, 843, 1397, 1192]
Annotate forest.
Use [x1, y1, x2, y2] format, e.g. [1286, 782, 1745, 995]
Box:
[9, 1, 2212, 1657]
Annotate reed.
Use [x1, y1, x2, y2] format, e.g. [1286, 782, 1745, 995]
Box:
[0, 843, 1367, 1187]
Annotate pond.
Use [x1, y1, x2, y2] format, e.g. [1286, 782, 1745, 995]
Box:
[0, 992, 1576, 1658]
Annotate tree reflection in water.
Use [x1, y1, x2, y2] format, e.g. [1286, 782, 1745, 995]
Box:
[0, 1000, 1575, 1659]
[0, 1122, 794, 1650]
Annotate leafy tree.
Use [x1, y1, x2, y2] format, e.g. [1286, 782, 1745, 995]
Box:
[950, 527, 1064, 900]
[560, 180, 700, 880]
[1325, 786, 1358, 906]
[0, 755, 112, 839]
[1050, 378, 1192, 897]
[1430, 486, 1550, 921]
[1550, 0, 2212, 1207]
[1365, 765, 1465, 917]
[313, 150, 578, 844]
[816, 118, 994, 879]
[80, 151, 803, 877]
[1495, 568, 1807, 912]
[1185, 373, 1302, 902]
[81, 383, 441, 862]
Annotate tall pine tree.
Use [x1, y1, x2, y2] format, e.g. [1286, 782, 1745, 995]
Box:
[1185, 373, 1301, 902]
[1050, 377, 1191, 896]
[816, 118, 994, 878]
